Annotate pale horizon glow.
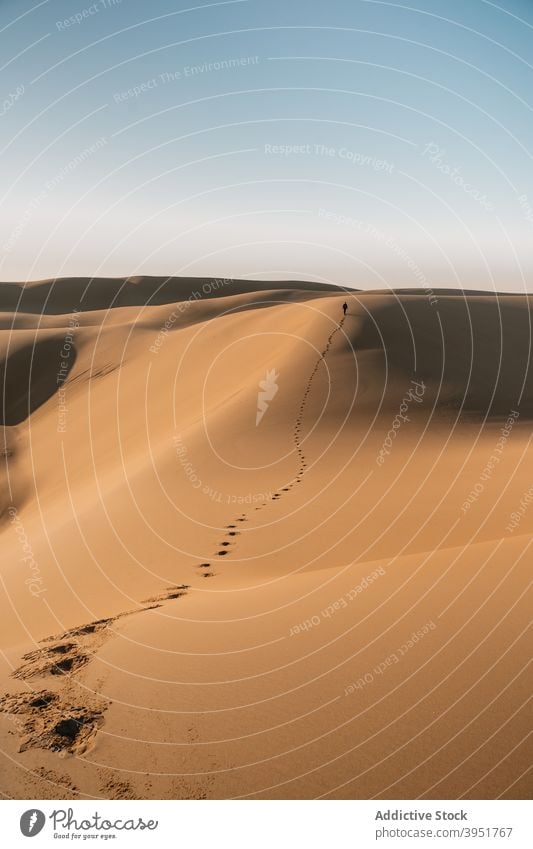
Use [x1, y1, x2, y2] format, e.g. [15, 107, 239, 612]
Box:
[0, 0, 532, 293]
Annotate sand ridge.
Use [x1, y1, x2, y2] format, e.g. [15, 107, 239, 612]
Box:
[0, 278, 530, 799]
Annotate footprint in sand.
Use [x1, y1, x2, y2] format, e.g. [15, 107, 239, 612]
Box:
[0, 566, 203, 758]
[0, 613, 119, 755]
[13, 642, 90, 680]
[0, 689, 108, 755]
[191, 319, 343, 591]
[196, 563, 215, 578]
[142, 585, 189, 603]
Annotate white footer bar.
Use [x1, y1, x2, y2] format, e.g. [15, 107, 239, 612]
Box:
[4, 799, 531, 848]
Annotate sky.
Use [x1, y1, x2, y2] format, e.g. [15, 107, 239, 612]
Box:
[0, 0, 532, 291]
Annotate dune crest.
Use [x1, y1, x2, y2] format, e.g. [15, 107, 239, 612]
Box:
[0, 278, 530, 800]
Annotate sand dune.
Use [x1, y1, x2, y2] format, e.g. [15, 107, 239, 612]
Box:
[0, 277, 530, 799]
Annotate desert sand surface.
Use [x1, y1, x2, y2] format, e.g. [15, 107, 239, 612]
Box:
[0, 276, 530, 800]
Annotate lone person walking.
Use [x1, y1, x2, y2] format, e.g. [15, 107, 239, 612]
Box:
[342, 301, 348, 316]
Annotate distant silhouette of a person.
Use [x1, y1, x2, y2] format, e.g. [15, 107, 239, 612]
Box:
[342, 301, 348, 316]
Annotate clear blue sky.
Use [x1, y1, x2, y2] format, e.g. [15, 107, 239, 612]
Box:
[1, 0, 532, 291]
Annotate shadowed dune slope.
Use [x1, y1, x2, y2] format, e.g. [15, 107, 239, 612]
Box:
[339, 292, 532, 417]
[0, 275, 346, 314]
[0, 279, 530, 800]
[0, 337, 77, 426]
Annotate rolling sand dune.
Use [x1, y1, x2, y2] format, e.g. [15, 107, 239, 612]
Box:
[0, 277, 530, 799]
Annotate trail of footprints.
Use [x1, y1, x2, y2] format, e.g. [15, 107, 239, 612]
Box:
[195, 316, 345, 577]
[0, 316, 344, 761]
[0, 604, 167, 756]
